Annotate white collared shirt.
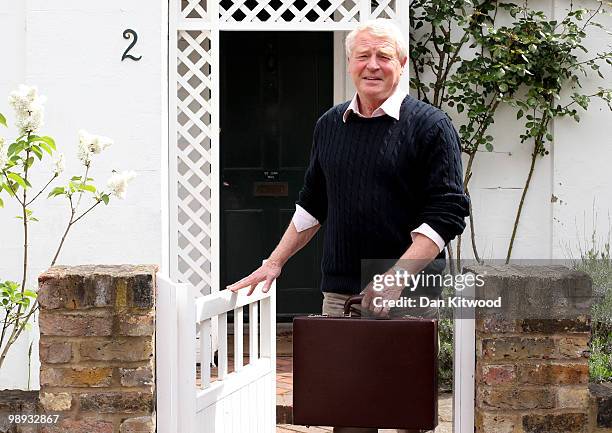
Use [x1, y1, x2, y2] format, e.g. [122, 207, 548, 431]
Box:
[292, 89, 446, 253]
[342, 87, 407, 122]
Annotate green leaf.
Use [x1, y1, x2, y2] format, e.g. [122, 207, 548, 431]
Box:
[485, 142, 494, 152]
[0, 113, 6, 128]
[2, 183, 15, 196]
[23, 290, 37, 298]
[79, 184, 96, 193]
[7, 142, 24, 157]
[457, 104, 464, 113]
[48, 186, 65, 198]
[517, 110, 524, 119]
[0, 197, 3, 208]
[35, 136, 56, 151]
[38, 141, 53, 156]
[8, 173, 28, 189]
[31, 145, 43, 160]
[101, 194, 110, 205]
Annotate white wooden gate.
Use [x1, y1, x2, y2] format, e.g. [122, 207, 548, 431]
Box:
[157, 272, 277, 433]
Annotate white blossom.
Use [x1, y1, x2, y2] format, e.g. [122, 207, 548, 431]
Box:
[8, 85, 39, 113]
[77, 129, 113, 165]
[15, 103, 44, 135]
[106, 170, 137, 199]
[77, 139, 91, 165]
[8, 85, 46, 135]
[0, 137, 8, 169]
[53, 153, 65, 176]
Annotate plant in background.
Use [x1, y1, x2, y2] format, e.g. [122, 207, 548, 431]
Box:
[437, 316, 455, 390]
[409, 0, 479, 108]
[504, 2, 612, 262]
[447, 12, 533, 265]
[0, 85, 136, 369]
[570, 218, 612, 382]
[590, 333, 612, 382]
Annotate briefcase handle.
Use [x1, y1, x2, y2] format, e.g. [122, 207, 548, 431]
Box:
[343, 295, 364, 316]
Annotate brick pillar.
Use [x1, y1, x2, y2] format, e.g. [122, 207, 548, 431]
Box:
[467, 265, 592, 433]
[37, 265, 157, 433]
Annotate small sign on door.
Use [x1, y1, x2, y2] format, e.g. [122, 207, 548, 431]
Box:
[253, 182, 288, 197]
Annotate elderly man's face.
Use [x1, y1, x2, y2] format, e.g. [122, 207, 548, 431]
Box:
[348, 31, 406, 107]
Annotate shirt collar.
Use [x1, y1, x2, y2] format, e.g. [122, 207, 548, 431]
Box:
[342, 87, 407, 123]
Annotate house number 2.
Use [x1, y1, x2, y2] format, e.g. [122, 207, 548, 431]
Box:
[121, 29, 142, 61]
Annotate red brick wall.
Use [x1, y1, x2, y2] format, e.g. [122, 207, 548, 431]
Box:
[468, 265, 592, 433]
[37, 265, 157, 433]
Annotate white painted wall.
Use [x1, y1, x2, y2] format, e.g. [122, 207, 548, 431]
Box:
[551, 0, 612, 260]
[0, 0, 167, 389]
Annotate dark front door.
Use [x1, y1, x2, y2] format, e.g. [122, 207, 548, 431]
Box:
[220, 31, 333, 320]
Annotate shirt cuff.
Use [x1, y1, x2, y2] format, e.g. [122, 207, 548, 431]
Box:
[411, 223, 445, 253]
[292, 204, 320, 232]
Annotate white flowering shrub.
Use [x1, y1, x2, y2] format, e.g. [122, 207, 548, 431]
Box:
[0, 85, 136, 369]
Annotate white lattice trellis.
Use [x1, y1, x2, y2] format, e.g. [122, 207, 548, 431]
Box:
[219, 0, 360, 23]
[176, 0, 401, 29]
[181, 0, 210, 20]
[173, 30, 215, 294]
[370, 0, 397, 19]
[169, 0, 407, 295]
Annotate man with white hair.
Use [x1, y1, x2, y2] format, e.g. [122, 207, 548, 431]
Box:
[229, 18, 469, 433]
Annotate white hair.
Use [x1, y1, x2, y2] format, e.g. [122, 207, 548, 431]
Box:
[345, 18, 408, 60]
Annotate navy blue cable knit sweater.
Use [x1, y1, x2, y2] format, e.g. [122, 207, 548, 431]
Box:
[296, 95, 470, 295]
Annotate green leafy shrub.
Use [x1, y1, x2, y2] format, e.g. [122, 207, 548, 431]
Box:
[590, 333, 612, 383]
[572, 224, 612, 382]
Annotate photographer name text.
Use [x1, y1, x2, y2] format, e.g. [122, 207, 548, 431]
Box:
[373, 296, 502, 309]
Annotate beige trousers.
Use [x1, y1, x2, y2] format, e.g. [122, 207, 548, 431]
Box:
[322, 292, 437, 433]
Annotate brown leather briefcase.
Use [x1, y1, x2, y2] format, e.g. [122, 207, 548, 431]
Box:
[293, 295, 438, 430]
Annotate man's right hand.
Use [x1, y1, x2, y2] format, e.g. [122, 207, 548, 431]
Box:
[226, 260, 282, 296]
